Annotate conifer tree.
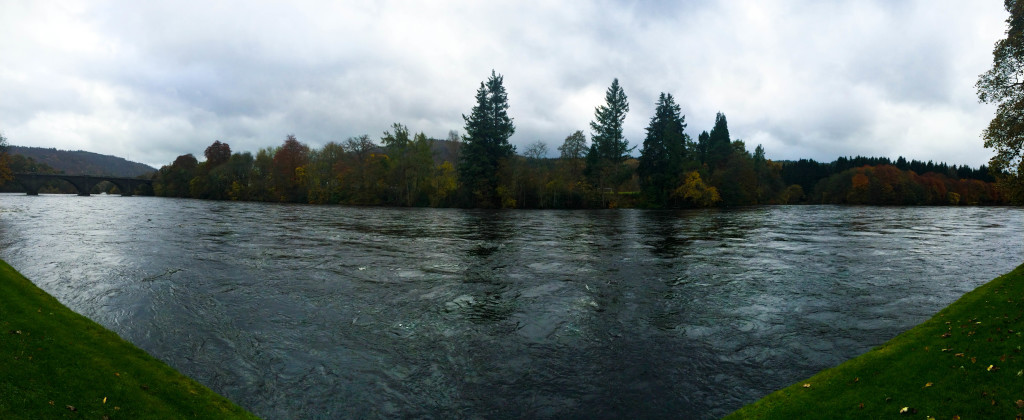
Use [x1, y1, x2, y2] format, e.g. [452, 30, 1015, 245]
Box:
[696, 130, 710, 165]
[707, 112, 732, 168]
[458, 70, 515, 207]
[588, 78, 631, 163]
[638, 92, 690, 205]
[585, 79, 632, 204]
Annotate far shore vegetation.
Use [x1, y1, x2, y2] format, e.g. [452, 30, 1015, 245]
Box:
[0, 258, 257, 419]
[138, 74, 1012, 209]
[0, 73, 1012, 208]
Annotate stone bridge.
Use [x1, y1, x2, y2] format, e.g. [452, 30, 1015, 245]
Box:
[11, 173, 153, 196]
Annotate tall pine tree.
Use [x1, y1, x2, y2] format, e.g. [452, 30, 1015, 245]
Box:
[585, 78, 631, 203]
[707, 112, 732, 168]
[637, 92, 690, 206]
[588, 78, 631, 163]
[458, 70, 516, 207]
[696, 130, 710, 165]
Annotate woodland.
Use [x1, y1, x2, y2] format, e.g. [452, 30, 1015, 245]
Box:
[146, 74, 1005, 208]
[0, 74, 1009, 207]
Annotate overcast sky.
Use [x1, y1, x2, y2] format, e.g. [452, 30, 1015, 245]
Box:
[0, 0, 1009, 168]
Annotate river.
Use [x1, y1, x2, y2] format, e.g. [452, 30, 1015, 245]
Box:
[0, 194, 1021, 419]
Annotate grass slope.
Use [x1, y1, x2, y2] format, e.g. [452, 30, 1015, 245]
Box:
[0, 259, 257, 419]
[727, 263, 1024, 419]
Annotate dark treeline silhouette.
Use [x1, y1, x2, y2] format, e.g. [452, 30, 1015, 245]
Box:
[148, 73, 1007, 208]
[782, 156, 995, 194]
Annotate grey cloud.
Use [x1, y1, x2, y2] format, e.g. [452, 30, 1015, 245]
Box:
[0, 0, 1009, 168]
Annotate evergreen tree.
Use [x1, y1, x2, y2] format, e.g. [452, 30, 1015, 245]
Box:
[696, 130, 710, 165]
[637, 92, 689, 206]
[707, 112, 732, 168]
[977, 0, 1024, 203]
[588, 78, 631, 163]
[458, 70, 516, 207]
[585, 78, 632, 205]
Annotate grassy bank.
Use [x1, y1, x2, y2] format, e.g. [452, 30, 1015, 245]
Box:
[0, 259, 257, 419]
[727, 263, 1024, 419]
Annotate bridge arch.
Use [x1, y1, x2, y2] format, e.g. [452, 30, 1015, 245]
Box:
[11, 173, 152, 196]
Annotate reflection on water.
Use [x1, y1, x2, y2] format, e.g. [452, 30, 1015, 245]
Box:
[0, 195, 1022, 419]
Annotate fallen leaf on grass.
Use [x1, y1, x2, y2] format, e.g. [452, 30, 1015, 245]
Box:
[989, 365, 1001, 372]
[941, 332, 952, 338]
[66, 405, 76, 412]
[900, 407, 909, 414]
[972, 357, 978, 363]
[955, 353, 965, 357]
[923, 382, 933, 388]
[1015, 399, 1024, 408]
[802, 383, 811, 388]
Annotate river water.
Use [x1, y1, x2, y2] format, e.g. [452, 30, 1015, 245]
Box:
[0, 195, 1021, 419]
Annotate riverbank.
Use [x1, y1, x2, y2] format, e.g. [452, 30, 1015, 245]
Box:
[726, 263, 1024, 419]
[0, 259, 256, 419]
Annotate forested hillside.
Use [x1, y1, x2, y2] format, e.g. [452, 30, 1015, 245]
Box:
[9, 146, 155, 177]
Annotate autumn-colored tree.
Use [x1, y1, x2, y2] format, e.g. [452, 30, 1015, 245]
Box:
[272, 134, 310, 202]
[673, 171, 721, 207]
[204, 140, 232, 167]
[429, 161, 458, 207]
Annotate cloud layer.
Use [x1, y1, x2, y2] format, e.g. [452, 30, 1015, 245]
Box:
[0, 0, 1007, 168]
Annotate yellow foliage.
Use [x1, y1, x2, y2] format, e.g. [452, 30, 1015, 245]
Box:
[947, 191, 961, 205]
[496, 185, 517, 208]
[673, 171, 721, 207]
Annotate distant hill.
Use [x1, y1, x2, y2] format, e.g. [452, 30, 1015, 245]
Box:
[9, 146, 156, 177]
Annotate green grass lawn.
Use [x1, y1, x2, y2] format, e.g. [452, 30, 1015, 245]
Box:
[727, 263, 1024, 419]
[0, 259, 258, 419]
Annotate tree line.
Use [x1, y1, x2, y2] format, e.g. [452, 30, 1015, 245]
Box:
[147, 72, 1006, 208]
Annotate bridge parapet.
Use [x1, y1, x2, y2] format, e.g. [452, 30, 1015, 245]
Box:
[11, 173, 153, 196]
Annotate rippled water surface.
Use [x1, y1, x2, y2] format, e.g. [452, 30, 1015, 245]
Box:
[1, 195, 1022, 418]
